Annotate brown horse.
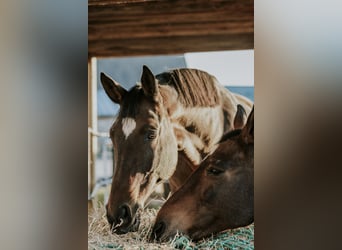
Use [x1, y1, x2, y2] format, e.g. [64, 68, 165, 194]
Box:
[151, 107, 254, 242]
[100, 65, 252, 234]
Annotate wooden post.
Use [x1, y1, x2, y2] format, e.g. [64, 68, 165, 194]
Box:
[88, 57, 98, 197]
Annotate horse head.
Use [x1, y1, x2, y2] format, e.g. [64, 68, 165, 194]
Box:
[152, 107, 254, 241]
[101, 66, 180, 233]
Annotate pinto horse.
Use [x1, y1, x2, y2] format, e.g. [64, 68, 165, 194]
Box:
[100, 65, 253, 234]
[152, 107, 254, 242]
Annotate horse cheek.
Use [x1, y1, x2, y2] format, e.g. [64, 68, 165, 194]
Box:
[158, 129, 178, 180]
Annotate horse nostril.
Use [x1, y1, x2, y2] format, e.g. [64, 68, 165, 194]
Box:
[118, 204, 130, 220]
[152, 221, 166, 241]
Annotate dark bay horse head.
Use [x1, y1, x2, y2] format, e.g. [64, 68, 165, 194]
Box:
[152, 107, 254, 242]
[100, 66, 180, 233]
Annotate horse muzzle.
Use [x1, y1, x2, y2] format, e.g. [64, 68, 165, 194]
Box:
[150, 220, 179, 242]
[106, 203, 140, 234]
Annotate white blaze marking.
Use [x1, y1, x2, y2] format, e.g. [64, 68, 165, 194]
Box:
[122, 118, 136, 139]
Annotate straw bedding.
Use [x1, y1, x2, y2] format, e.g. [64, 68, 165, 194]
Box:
[88, 200, 254, 250]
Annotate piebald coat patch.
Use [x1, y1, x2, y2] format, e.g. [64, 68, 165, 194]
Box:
[122, 118, 136, 139]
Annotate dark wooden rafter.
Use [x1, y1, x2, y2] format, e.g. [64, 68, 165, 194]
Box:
[89, 0, 254, 57]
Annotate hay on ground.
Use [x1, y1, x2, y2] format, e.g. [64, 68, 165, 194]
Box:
[88, 200, 254, 250]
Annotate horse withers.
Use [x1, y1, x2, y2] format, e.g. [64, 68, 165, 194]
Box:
[100, 65, 252, 234]
[152, 107, 254, 242]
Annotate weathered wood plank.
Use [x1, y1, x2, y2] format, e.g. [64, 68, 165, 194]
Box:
[89, 0, 253, 57]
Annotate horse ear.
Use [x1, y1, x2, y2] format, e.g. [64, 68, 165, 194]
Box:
[234, 104, 247, 129]
[100, 72, 127, 104]
[241, 106, 254, 144]
[141, 65, 159, 101]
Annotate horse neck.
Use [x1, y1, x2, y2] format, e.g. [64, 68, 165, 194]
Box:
[168, 151, 196, 192]
[171, 104, 225, 153]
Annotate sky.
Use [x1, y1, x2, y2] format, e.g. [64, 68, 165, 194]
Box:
[185, 50, 254, 86]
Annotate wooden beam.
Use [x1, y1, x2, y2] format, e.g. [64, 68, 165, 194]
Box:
[89, 0, 253, 57]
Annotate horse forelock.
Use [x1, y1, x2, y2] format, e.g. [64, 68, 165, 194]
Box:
[118, 86, 143, 118]
[156, 69, 221, 108]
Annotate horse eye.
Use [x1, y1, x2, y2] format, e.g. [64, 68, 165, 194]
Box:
[146, 130, 157, 140]
[207, 167, 224, 176]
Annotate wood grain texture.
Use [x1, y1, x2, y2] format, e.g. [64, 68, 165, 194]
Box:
[89, 0, 253, 57]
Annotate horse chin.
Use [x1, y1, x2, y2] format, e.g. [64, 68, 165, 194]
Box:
[161, 233, 177, 243]
[188, 230, 211, 242]
[188, 224, 225, 241]
[150, 230, 178, 243]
